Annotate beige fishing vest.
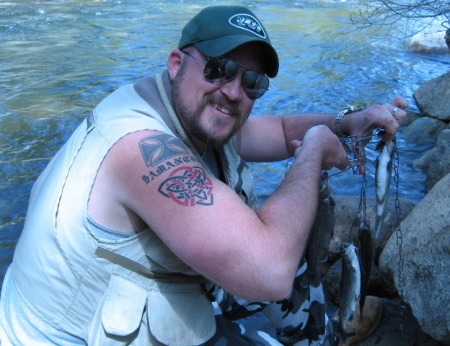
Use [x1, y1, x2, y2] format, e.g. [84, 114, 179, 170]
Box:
[10, 71, 257, 345]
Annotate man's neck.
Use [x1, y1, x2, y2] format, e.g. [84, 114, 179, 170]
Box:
[189, 135, 208, 155]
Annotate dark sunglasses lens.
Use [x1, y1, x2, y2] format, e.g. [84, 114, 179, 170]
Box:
[243, 71, 269, 99]
[204, 57, 269, 99]
[204, 57, 239, 84]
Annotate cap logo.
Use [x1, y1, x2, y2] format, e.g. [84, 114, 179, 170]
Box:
[229, 14, 266, 39]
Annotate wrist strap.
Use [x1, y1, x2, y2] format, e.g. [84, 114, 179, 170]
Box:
[335, 106, 362, 137]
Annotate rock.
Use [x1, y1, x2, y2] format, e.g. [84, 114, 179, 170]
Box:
[414, 72, 450, 122]
[403, 117, 447, 146]
[402, 109, 421, 127]
[379, 173, 450, 344]
[353, 298, 444, 346]
[446, 28, 450, 50]
[330, 196, 416, 260]
[426, 129, 450, 191]
[408, 31, 450, 54]
[414, 148, 435, 170]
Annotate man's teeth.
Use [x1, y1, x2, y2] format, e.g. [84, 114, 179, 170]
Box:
[214, 104, 231, 115]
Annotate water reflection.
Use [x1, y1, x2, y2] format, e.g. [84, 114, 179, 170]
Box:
[1, 0, 449, 283]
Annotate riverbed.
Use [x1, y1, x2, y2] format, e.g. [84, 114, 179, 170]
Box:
[1, 0, 449, 285]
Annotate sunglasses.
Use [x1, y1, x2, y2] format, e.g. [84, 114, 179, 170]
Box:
[181, 51, 269, 99]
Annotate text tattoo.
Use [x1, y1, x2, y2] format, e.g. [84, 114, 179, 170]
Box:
[139, 134, 214, 206]
[140, 134, 198, 184]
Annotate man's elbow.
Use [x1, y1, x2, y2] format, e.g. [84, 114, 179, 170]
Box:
[239, 271, 295, 302]
[267, 274, 295, 301]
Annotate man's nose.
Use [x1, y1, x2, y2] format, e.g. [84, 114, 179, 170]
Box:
[219, 72, 244, 101]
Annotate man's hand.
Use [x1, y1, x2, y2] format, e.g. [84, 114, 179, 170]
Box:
[291, 125, 349, 171]
[344, 96, 409, 140]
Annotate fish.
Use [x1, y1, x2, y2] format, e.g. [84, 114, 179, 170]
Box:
[374, 139, 395, 240]
[358, 220, 375, 316]
[338, 243, 361, 341]
[305, 171, 336, 287]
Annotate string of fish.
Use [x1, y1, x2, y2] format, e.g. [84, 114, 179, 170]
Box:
[336, 134, 370, 341]
[335, 132, 404, 341]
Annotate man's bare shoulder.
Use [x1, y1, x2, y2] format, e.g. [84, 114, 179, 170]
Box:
[104, 129, 210, 206]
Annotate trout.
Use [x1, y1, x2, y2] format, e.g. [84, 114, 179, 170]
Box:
[358, 221, 374, 316]
[338, 243, 361, 341]
[305, 172, 335, 287]
[374, 139, 395, 240]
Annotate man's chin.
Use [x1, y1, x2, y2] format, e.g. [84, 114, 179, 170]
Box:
[211, 125, 239, 146]
[204, 133, 233, 148]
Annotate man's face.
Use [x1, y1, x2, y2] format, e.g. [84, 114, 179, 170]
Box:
[171, 43, 265, 149]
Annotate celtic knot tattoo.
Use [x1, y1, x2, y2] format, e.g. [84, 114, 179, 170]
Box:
[158, 166, 214, 206]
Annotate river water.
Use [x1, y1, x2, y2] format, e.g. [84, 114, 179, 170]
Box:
[1, 0, 449, 285]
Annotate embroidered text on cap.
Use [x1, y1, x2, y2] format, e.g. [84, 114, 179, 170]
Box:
[229, 14, 266, 39]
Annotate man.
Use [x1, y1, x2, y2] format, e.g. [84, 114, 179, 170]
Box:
[0, 5, 407, 345]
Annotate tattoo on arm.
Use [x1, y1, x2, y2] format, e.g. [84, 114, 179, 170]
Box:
[139, 134, 214, 206]
[140, 134, 189, 166]
[158, 166, 214, 206]
[140, 134, 197, 184]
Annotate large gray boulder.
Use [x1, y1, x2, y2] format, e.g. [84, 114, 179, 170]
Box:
[426, 129, 450, 191]
[446, 28, 450, 50]
[379, 173, 450, 344]
[414, 148, 435, 170]
[402, 109, 421, 127]
[408, 31, 450, 54]
[413, 71, 450, 122]
[403, 117, 447, 146]
[330, 195, 416, 260]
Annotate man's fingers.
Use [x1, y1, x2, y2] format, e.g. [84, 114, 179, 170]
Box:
[388, 102, 407, 128]
[290, 139, 302, 149]
[290, 140, 303, 157]
[390, 96, 409, 109]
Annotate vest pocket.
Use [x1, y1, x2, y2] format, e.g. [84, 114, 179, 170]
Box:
[102, 275, 147, 335]
[147, 286, 216, 345]
[87, 275, 147, 344]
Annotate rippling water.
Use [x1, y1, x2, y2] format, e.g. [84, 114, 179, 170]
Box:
[1, 0, 449, 283]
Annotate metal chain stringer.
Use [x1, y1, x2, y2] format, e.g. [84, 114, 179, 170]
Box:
[337, 134, 405, 298]
[393, 140, 405, 298]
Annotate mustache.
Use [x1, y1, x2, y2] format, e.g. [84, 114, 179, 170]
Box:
[204, 94, 242, 119]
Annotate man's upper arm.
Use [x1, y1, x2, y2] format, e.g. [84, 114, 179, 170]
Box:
[114, 130, 272, 297]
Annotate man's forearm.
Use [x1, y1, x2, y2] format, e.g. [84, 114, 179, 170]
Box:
[281, 113, 337, 155]
[255, 141, 323, 297]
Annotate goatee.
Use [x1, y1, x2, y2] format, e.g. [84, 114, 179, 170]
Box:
[172, 75, 243, 149]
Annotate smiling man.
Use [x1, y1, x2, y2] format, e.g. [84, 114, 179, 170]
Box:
[0, 5, 407, 345]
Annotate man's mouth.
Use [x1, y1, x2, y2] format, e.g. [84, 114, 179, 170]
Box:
[213, 103, 233, 116]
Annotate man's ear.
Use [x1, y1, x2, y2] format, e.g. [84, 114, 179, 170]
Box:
[167, 49, 183, 81]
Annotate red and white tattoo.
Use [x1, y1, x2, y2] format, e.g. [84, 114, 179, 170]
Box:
[158, 166, 214, 206]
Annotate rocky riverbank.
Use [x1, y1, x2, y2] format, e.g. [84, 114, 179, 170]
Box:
[325, 71, 450, 345]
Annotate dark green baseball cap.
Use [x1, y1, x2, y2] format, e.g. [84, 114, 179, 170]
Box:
[178, 6, 279, 78]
